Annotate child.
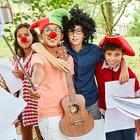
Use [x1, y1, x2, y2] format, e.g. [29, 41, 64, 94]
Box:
[29, 9, 74, 140]
[12, 23, 43, 140]
[96, 35, 139, 140]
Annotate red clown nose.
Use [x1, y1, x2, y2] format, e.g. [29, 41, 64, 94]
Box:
[20, 36, 28, 43]
[48, 32, 57, 39]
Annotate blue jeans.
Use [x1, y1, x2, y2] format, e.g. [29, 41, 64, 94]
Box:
[106, 128, 135, 140]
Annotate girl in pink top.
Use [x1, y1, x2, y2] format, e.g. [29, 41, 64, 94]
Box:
[12, 23, 43, 140]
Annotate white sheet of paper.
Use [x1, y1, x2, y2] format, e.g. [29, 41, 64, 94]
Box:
[68, 119, 106, 140]
[0, 124, 17, 140]
[104, 108, 135, 133]
[112, 96, 140, 120]
[0, 57, 23, 94]
[114, 103, 140, 120]
[0, 87, 27, 133]
[105, 79, 135, 109]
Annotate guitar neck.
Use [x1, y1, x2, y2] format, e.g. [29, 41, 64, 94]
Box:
[65, 71, 76, 102]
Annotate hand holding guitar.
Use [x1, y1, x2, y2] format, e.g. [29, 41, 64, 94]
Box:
[57, 46, 94, 137]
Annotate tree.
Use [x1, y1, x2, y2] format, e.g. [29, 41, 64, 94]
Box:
[4, 0, 74, 41]
[90, 0, 132, 36]
[4, 0, 133, 41]
[128, 8, 140, 36]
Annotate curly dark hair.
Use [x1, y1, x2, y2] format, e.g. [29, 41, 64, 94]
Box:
[13, 23, 39, 57]
[62, 8, 96, 45]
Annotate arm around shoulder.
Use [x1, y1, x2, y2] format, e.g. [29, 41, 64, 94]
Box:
[31, 42, 70, 72]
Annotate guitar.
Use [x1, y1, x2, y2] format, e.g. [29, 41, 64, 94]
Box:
[57, 46, 94, 137]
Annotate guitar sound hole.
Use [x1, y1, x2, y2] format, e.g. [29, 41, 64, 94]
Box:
[69, 104, 79, 114]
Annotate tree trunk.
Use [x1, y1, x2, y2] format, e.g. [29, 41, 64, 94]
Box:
[101, 1, 113, 36]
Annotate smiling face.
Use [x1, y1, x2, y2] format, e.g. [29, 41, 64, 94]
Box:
[104, 49, 124, 68]
[68, 25, 84, 49]
[41, 24, 63, 48]
[16, 27, 33, 49]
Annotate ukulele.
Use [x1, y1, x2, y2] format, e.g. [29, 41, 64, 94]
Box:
[57, 46, 94, 137]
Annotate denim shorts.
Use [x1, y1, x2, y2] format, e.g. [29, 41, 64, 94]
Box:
[86, 101, 101, 120]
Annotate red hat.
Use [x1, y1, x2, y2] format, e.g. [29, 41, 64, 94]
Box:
[29, 18, 49, 32]
[99, 35, 135, 56]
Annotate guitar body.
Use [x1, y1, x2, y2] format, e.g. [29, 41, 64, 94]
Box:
[60, 94, 94, 137]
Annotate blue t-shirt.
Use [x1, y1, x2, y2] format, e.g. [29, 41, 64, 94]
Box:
[65, 44, 103, 106]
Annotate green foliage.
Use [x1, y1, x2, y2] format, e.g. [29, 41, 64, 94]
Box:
[4, 0, 75, 41]
[128, 9, 140, 36]
[48, 0, 73, 9]
[12, 0, 34, 3]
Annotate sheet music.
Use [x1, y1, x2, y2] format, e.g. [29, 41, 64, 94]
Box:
[0, 124, 17, 140]
[0, 57, 23, 94]
[112, 96, 140, 120]
[0, 87, 27, 133]
[105, 79, 135, 109]
[104, 108, 135, 133]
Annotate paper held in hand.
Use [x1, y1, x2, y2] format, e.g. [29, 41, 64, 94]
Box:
[111, 96, 140, 120]
[0, 87, 27, 133]
[0, 57, 23, 94]
[105, 78, 135, 109]
[104, 79, 136, 132]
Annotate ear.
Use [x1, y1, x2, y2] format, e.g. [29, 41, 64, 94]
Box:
[61, 33, 64, 40]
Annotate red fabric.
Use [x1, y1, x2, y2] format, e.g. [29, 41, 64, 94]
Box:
[13, 51, 38, 127]
[95, 62, 140, 110]
[99, 35, 135, 56]
[29, 18, 49, 32]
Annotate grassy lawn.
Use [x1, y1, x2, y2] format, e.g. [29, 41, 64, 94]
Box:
[0, 35, 140, 80]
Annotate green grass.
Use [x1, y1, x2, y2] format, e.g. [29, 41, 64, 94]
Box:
[0, 35, 140, 80]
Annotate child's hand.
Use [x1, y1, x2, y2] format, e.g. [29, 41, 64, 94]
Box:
[119, 70, 129, 84]
[12, 69, 24, 80]
[12, 119, 20, 127]
[29, 88, 41, 100]
[51, 58, 70, 72]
